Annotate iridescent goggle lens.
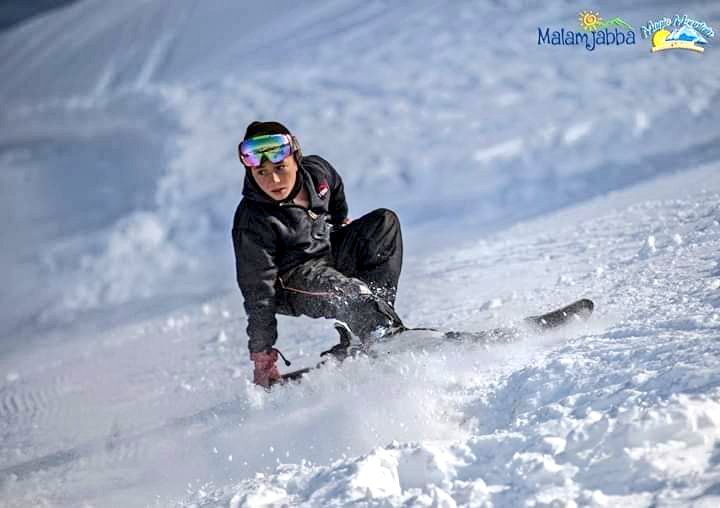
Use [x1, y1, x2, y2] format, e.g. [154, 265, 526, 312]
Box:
[238, 134, 293, 167]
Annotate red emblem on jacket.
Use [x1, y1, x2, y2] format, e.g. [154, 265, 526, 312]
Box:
[317, 181, 329, 198]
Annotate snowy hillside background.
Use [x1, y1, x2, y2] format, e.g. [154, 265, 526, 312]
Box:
[1, 0, 719, 506]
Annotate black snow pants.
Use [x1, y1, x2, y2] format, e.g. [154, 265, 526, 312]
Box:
[275, 208, 405, 341]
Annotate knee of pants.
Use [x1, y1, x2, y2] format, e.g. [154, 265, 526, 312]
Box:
[368, 208, 400, 228]
[370, 208, 402, 259]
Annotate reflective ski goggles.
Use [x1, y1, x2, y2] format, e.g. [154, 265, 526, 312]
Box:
[238, 134, 294, 167]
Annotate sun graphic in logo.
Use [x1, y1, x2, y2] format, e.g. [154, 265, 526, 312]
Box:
[652, 29, 671, 49]
[578, 10, 603, 31]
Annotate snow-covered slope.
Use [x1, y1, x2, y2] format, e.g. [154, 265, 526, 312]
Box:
[2, 163, 718, 507]
[2, 0, 719, 338]
[1, 0, 719, 506]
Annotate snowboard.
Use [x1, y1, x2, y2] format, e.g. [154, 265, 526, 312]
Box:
[277, 298, 594, 384]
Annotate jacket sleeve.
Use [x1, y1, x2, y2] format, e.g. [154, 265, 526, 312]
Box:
[327, 161, 349, 225]
[302, 154, 349, 224]
[232, 210, 279, 353]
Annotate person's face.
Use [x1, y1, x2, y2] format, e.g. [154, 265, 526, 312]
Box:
[250, 154, 298, 201]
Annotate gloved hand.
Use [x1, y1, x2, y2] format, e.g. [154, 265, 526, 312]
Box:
[250, 350, 281, 387]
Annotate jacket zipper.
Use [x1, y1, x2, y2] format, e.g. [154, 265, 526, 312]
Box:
[279, 202, 318, 220]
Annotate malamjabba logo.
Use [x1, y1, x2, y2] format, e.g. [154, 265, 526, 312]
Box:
[538, 10, 636, 51]
[578, 10, 632, 32]
[641, 15, 714, 53]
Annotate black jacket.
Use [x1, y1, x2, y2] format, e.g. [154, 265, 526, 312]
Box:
[232, 155, 349, 352]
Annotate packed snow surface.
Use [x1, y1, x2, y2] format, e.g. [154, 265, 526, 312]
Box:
[1, 0, 719, 506]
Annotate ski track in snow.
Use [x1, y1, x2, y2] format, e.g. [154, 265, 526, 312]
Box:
[1, 0, 720, 506]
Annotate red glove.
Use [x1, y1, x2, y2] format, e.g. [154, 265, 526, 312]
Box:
[250, 350, 281, 387]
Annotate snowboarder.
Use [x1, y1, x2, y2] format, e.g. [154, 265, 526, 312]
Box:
[233, 121, 405, 387]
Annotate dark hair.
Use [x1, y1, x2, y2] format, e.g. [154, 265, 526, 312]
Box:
[243, 121, 292, 140]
